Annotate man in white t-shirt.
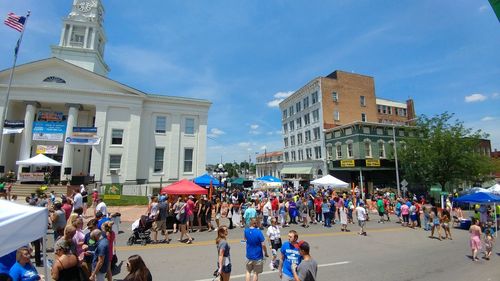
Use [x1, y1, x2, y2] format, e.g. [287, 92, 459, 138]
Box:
[355, 202, 367, 236]
[263, 198, 272, 227]
[73, 189, 83, 211]
[95, 199, 107, 216]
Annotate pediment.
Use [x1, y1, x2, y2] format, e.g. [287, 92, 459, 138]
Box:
[0, 58, 146, 98]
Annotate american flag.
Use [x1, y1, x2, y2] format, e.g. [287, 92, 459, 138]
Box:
[4, 12, 26, 32]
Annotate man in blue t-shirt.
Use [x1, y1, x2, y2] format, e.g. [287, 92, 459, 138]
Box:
[279, 230, 302, 281]
[244, 218, 268, 281]
[90, 229, 109, 281]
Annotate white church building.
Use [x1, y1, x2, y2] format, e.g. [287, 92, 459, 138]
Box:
[0, 0, 211, 185]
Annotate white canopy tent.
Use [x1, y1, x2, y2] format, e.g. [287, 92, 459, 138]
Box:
[16, 153, 62, 166]
[487, 183, 500, 194]
[0, 200, 49, 277]
[311, 174, 349, 188]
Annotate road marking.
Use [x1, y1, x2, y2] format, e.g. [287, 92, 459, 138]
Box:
[192, 261, 351, 281]
[116, 227, 407, 251]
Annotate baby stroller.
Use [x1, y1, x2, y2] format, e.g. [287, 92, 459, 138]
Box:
[127, 215, 154, 246]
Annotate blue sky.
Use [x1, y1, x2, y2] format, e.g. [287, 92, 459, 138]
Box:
[2, 0, 499, 164]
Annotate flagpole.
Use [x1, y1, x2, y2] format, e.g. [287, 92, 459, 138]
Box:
[0, 11, 31, 168]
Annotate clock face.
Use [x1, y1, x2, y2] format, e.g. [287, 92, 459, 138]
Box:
[78, 1, 93, 13]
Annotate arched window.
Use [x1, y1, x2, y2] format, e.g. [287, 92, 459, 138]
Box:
[43, 76, 66, 83]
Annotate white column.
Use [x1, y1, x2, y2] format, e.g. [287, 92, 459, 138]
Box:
[60, 104, 81, 181]
[90, 105, 108, 183]
[67, 25, 73, 46]
[125, 108, 142, 181]
[17, 101, 39, 178]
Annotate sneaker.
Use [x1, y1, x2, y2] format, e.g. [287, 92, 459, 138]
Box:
[269, 262, 275, 270]
[186, 240, 192, 244]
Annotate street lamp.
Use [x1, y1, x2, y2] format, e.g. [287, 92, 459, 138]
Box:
[213, 163, 228, 187]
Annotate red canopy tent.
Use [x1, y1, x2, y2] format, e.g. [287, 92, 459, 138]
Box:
[160, 179, 208, 195]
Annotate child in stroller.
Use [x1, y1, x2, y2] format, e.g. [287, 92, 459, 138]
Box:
[127, 215, 154, 246]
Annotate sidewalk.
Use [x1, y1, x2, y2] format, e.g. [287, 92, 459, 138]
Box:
[107, 205, 146, 222]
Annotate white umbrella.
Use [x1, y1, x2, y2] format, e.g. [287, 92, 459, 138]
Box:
[16, 154, 62, 166]
[311, 174, 349, 188]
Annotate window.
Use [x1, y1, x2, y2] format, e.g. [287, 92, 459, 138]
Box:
[347, 143, 353, 158]
[378, 105, 383, 114]
[154, 148, 165, 172]
[312, 91, 318, 104]
[306, 148, 312, 159]
[284, 137, 289, 147]
[282, 109, 288, 119]
[289, 106, 294, 116]
[336, 144, 342, 159]
[305, 130, 311, 142]
[296, 117, 302, 128]
[290, 135, 295, 146]
[284, 152, 289, 162]
[289, 121, 295, 131]
[365, 141, 372, 157]
[382, 106, 387, 114]
[295, 102, 301, 113]
[303, 96, 309, 108]
[183, 148, 194, 173]
[334, 111, 340, 121]
[304, 113, 310, 125]
[360, 96, 366, 106]
[155, 116, 166, 133]
[109, 155, 122, 169]
[313, 127, 320, 140]
[298, 149, 304, 161]
[314, 146, 322, 159]
[388, 106, 392, 115]
[291, 151, 296, 161]
[332, 92, 338, 102]
[185, 118, 195, 134]
[312, 109, 319, 122]
[361, 113, 367, 122]
[297, 133, 303, 145]
[379, 142, 385, 158]
[111, 129, 123, 145]
[283, 123, 288, 134]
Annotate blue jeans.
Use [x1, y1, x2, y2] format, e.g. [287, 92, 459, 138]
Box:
[423, 214, 430, 230]
[324, 212, 331, 227]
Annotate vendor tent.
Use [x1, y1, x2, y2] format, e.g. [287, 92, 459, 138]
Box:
[256, 175, 282, 183]
[454, 191, 500, 204]
[311, 174, 349, 188]
[193, 174, 221, 187]
[254, 175, 282, 189]
[16, 153, 62, 166]
[487, 183, 500, 195]
[160, 179, 208, 195]
[0, 200, 49, 277]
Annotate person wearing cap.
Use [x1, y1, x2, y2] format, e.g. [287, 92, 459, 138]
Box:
[96, 211, 110, 230]
[355, 202, 367, 236]
[291, 241, 317, 281]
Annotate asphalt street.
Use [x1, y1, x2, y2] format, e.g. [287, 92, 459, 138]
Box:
[105, 217, 500, 281]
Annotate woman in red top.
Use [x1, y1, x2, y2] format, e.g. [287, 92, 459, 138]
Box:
[103, 221, 116, 281]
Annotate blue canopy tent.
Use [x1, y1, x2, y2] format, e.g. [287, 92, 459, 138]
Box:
[454, 191, 500, 235]
[256, 175, 282, 183]
[254, 175, 282, 189]
[193, 174, 222, 187]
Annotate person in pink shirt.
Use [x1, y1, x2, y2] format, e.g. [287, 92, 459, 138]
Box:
[401, 202, 410, 227]
[186, 195, 195, 233]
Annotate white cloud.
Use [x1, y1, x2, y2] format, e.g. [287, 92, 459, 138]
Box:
[260, 145, 267, 150]
[481, 116, 495, 121]
[492, 93, 499, 99]
[207, 128, 226, 138]
[275, 130, 282, 135]
[249, 130, 261, 135]
[479, 4, 489, 12]
[465, 93, 487, 103]
[238, 142, 251, 147]
[250, 124, 259, 130]
[267, 91, 294, 108]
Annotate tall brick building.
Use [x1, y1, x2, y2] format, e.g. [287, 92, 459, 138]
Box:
[279, 70, 415, 185]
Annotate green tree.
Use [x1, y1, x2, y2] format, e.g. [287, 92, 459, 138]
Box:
[399, 112, 495, 191]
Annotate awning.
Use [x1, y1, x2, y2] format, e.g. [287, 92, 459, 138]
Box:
[281, 166, 312, 174]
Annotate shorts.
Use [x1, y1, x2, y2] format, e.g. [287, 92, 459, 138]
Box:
[188, 214, 194, 222]
[246, 259, 264, 274]
[358, 220, 366, 228]
[410, 214, 417, 222]
[378, 211, 384, 217]
[153, 220, 166, 232]
[221, 263, 232, 273]
[402, 214, 409, 223]
[216, 213, 221, 220]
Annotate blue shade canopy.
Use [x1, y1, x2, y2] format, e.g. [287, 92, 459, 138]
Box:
[454, 191, 500, 204]
[256, 175, 282, 183]
[193, 173, 221, 187]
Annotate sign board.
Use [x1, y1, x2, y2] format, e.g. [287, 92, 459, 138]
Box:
[340, 159, 355, 167]
[3, 120, 25, 134]
[65, 137, 101, 146]
[401, 179, 408, 188]
[36, 145, 58, 154]
[36, 111, 65, 122]
[19, 172, 45, 182]
[32, 121, 67, 141]
[365, 159, 381, 167]
[103, 184, 122, 200]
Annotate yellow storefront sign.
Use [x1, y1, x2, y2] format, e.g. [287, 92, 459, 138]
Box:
[366, 159, 381, 167]
[340, 160, 355, 167]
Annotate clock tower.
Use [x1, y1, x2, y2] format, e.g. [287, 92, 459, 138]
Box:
[51, 0, 110, 76]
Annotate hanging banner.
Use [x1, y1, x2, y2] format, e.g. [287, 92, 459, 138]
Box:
[3, 128, 23, 134]
[72, 127, 98, 137]
[3, 120, 25, 134]
[65, 136, 101, 146]
[103, 184, 122, 200]
[32, 121, 67, 141]
[36, 145, 58, 154]
[36, 111, 65, 122]
[340, 159, 355, 167]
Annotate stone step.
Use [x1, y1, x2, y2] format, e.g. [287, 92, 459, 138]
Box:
[9, 184, 70, 198]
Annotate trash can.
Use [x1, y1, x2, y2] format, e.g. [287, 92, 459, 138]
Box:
[110, 212, 121, 234]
